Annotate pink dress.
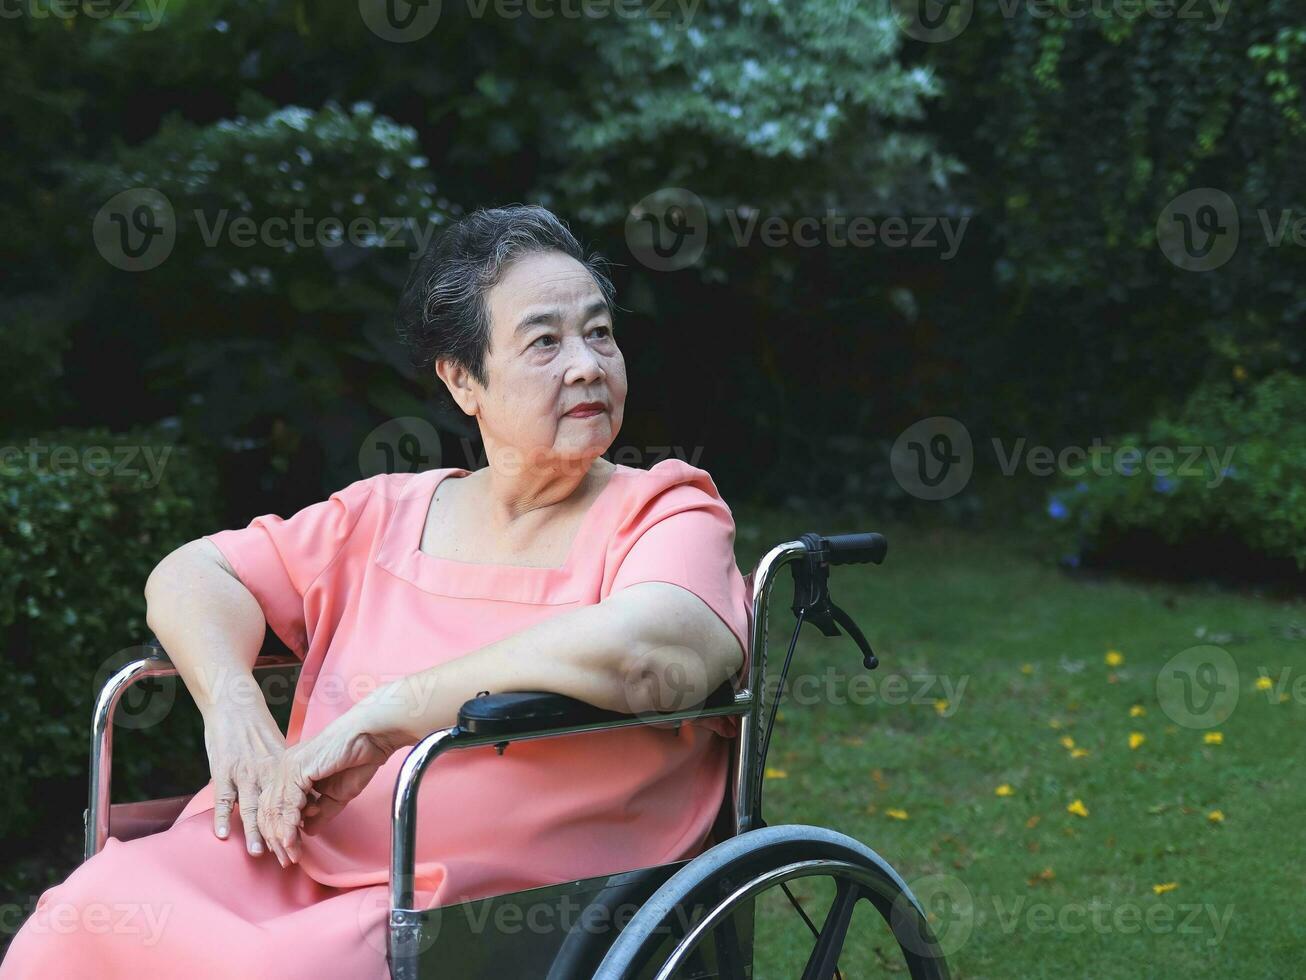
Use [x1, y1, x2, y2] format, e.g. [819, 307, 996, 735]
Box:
[1, 459, 752, 979]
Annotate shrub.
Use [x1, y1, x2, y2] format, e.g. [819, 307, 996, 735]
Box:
[1043, 372, 1306, 575]
[0, 424, 221, 842]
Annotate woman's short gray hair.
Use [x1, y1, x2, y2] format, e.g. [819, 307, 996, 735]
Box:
[396, 204, 618, 416]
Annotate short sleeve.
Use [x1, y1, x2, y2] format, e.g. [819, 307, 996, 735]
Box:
[202, 476, 377, 660]
[607, 462, 753, 734]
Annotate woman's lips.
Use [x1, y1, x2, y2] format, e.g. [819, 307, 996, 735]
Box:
[564, 403, 606, 418]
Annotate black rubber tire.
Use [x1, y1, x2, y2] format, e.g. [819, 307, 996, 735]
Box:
[594, 824, 952, 980]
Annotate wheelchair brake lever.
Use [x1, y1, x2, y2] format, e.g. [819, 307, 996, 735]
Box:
[790, 533, 880, 670]
[829, 600, 879, 671]
[794, 596, 879, 670]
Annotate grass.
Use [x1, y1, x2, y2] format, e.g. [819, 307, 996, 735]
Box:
[730, 511, 1306, 979]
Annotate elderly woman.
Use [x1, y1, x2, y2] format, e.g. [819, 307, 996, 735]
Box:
[1, 205, 751, 978]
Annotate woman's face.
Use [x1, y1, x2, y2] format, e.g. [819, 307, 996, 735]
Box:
[440, 249, 627, 475]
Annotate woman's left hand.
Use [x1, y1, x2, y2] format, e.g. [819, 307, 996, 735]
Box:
[255, 696, 406, 868]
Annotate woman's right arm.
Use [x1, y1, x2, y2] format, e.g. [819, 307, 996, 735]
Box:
[143, 538, 288, 857]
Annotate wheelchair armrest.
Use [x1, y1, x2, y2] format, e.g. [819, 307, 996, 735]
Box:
[85, 634, 302, 862]
[456, 682, 739, 737]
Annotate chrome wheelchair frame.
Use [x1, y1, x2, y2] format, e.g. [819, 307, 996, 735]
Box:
[85, 530, 953, 979]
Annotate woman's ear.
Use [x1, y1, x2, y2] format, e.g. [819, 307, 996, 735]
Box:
[434, 357, 478, 417]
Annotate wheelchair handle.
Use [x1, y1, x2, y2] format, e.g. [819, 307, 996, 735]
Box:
[754, 530, 887, 831]
[823, 532, 887, 566]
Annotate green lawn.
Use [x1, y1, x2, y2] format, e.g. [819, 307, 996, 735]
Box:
[731, 513, 1306, 979]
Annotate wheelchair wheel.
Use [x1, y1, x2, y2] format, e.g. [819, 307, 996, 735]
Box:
[594, 824, 952, 980]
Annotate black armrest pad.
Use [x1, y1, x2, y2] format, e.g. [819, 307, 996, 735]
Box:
[457, 682, 739, 737]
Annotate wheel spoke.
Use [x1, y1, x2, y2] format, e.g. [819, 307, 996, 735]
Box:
[799, 878, 860, 980]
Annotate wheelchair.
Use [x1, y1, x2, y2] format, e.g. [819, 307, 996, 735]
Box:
[85, 529, 953, 979]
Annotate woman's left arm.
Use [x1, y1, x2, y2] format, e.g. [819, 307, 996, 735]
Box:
[255, 582, 743, 866]
[369, 579, 744, 745]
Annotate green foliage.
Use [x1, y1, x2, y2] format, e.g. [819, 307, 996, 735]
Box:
[0, 294, 80, 427]
[0, 425, 220, 840]
[66, 96, 450, 310]
[545, 0, 960, 227]
[56, 97, 459, 487]
[1249, 26, 1306, 137]
[1, 0, 960, 499]
[0, 0, 1300, 538]
[1043, 372, 1306, 569]
[908, 0, 1306, 438]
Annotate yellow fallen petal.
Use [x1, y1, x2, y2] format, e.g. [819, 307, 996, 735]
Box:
[1207, 810, 1225, 823]
[1070, 748, 1090, 758]
[1203, 731, 1224, 745]
[1129, 732, 1146, 750]
[1152, 882, 1179, 895]
[1129, 704, 1146, 717]
[1105, 650, 1124, 667]
[995, 784, 1014, 797]
[1049, 718, 1064, 730]
[1066, 799, 1089, 817]
[885, 808, 910, 820]
[1254, 676, 1273, 691]
[764, 767, 788, 779]
[1059, 736, 1076, 750]
[933, 699, 949, 715]
[1020, 663, 1034, 675]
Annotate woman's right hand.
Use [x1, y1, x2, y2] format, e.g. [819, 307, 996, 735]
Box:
[202, 701, 290, 856]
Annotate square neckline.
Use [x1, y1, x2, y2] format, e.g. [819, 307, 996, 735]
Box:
[375, 464, 630, 603]
[411, 464, 627, 573]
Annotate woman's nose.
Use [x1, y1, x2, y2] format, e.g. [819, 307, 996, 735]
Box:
[561, 337, 606, 383]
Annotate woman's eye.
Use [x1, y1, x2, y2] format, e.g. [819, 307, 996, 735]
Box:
[531, 328, 611, 350]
